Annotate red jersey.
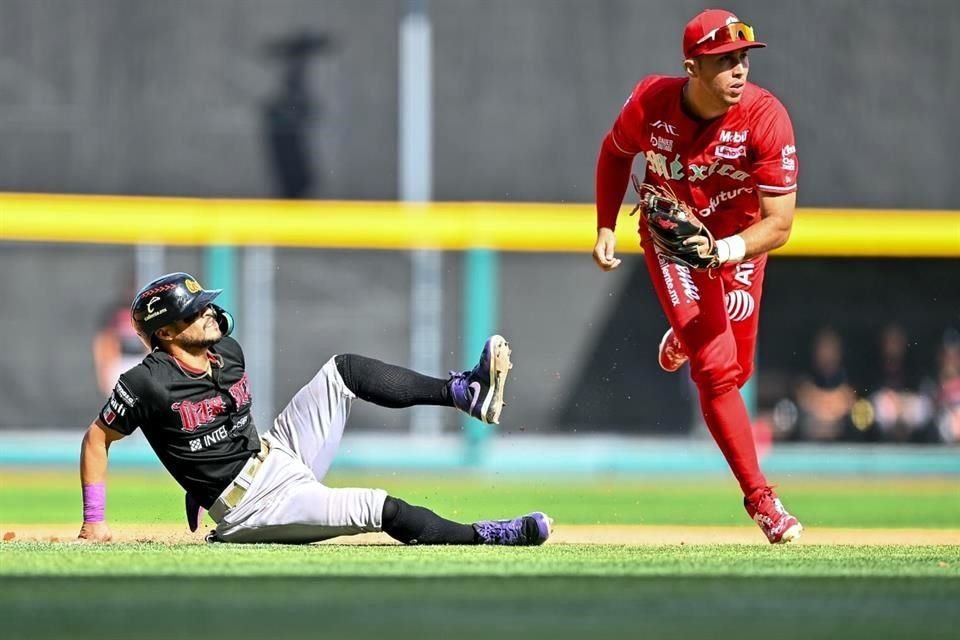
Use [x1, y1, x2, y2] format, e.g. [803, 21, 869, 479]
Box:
[598, 75, 798, 239]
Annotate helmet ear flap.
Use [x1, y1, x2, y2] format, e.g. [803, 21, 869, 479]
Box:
[211, 304, 234, 337]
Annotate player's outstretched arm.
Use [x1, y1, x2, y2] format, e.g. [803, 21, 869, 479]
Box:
[77, 419, 125, 542]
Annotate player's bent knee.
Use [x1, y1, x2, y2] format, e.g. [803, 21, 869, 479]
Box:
[691, 364, 741, 398]
[316, 354, 351, 388]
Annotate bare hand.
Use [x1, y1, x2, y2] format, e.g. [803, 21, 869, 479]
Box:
[593, 228, 622, 271]
[77, 521, 112, 543]
[683, 235, 722, 262]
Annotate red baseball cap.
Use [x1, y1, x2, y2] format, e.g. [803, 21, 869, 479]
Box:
[682, 9, 766, 59]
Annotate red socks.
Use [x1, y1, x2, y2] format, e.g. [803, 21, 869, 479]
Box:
[699, 387, 767, 496]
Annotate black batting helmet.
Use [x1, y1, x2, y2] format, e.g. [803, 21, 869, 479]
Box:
[131, 272, 231, 349]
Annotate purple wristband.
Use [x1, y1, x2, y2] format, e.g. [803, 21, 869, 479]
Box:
[82, 483, 106, 523]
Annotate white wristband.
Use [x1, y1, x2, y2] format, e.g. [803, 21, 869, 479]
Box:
[716, 234, 746, 264]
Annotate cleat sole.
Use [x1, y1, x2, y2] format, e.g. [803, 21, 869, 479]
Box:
[658, 329, 688, 373]
[485, 335, 511, 424]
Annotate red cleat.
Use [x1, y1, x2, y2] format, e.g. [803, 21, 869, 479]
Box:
[744, 487, 803, 544]
[658, 328, 688, 372]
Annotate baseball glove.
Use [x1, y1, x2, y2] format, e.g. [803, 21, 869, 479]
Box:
[629, 177, 720, 270]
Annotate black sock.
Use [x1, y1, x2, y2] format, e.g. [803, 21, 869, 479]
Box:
[381, 496, 477, 545]
[335, 354, 452, 408]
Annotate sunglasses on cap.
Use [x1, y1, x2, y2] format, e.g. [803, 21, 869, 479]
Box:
[693, 21, 757, 50]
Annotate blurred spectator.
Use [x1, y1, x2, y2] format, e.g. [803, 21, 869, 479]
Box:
[262, 30, 336, 199]
[92, 300, 148, 397]
[790, 327, 858, 441]
[868, 323, 933, 442]
[932, 329, 960, 443]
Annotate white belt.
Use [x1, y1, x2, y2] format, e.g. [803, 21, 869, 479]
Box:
[208, 440, 271, 523]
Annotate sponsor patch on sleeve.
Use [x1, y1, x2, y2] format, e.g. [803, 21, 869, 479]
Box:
[113, 381, 138, 408]
[99, 379, 140, 428]
[781, 144, 797, 171]
[100, 395, 127, 425]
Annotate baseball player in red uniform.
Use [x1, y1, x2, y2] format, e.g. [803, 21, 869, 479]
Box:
[592, 9, 802, 543]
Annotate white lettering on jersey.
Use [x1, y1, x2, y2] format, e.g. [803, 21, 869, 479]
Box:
[781, 144, 797, 171]
[675, 265, 700, 302]
[734, 262, 756, 287]
[650, 134, 674, 152]
[114, 381, 138, 407]
[202, 425, 229, 448]
[719, 129, 749, 144]
[715, 144, 746, 160]
[107, 396, 126, 417]
[650, 120, 679, 136]
[657, 253, 680, 307]
[697, 187, 755, 217]
[188, 425, 230, 453]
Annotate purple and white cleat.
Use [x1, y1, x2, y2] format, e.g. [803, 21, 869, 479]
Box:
[448, 334, 513, 424]
[473, 512, 552, 546]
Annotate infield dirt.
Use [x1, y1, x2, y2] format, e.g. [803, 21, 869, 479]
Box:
[3, 523, 957, 545]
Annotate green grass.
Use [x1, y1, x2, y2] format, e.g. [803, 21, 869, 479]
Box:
[3, 469, 960, 528]
[2, 542, 958, 578]
[2, 469, 959, 639]
[2, 576, 959, 640]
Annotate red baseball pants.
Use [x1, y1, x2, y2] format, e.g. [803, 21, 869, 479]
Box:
[642, 235, 770, 496]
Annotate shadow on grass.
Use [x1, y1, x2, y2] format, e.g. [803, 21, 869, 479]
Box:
[2, 576, 958, 640]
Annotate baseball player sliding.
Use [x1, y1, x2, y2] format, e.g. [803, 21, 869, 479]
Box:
[592, 9, 802, 542]
[79, 272, 551, 545]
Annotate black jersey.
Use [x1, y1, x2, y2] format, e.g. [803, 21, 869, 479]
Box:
[98, 336, 260, 508]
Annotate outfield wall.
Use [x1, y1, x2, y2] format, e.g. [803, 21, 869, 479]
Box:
[3, 194, 959, 256]
[1, 197, 958, 439]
